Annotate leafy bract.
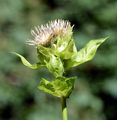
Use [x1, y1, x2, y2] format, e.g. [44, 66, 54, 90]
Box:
[12, 52, 43, 69]
[65, 37, 107, 70]
[37, 45, 52, 63]
[53, 37, 77, 60]
[45, 54, 64, 77]
[37, 45, 64, 77]
[60, 39, 77, 60]
[38, 77, 76, 98]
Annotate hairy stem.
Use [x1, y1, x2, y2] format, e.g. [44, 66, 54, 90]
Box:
[61, 97, 68, 120]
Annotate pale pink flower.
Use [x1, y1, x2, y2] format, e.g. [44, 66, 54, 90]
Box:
[26, 19, 73, 46]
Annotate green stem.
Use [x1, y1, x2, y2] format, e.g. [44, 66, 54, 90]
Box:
[61, 97, 68, 120]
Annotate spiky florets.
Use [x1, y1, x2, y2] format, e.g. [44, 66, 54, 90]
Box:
[27, 19, 73, 47]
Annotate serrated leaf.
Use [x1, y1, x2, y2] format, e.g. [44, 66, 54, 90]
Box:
[65, 37, 108, 69]
[38, 77, 76, 98]
[12, 52, 43, 69]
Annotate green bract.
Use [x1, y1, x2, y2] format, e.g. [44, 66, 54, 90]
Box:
[12, 36, 107, 98]
[39, 77, 76, 98]
[12, 52, 44, 69]
[64, 37, 108, 70]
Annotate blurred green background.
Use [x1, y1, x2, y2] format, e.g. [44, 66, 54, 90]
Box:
[0, 0, 117, 120]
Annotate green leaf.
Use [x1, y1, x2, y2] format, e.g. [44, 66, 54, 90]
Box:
[54, 37, 77, 59]
[65, 37, 108, 69]
[37, 45, 52, 63]
[56, 37, 70, 53]
[38, 78, 55, 95]
[12, 52, 43, 69]
[38, 77, 76, 98]
[37, 45, 64, 77]
[60, 39, 77, 60]
[45, 54, 64, 77]
[37, 45, 52, 57]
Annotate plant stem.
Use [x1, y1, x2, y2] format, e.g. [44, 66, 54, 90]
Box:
[61, 97, 68, 120]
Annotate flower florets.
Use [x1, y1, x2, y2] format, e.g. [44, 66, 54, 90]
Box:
[26, 19, 73, 47]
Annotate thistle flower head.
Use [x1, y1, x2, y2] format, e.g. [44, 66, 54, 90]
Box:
[27, 19, 73, 47]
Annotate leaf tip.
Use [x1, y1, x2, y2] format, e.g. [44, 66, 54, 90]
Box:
[101, 36, 109, 43]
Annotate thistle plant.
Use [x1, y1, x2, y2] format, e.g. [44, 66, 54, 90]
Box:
[13, 19, 107, 120]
